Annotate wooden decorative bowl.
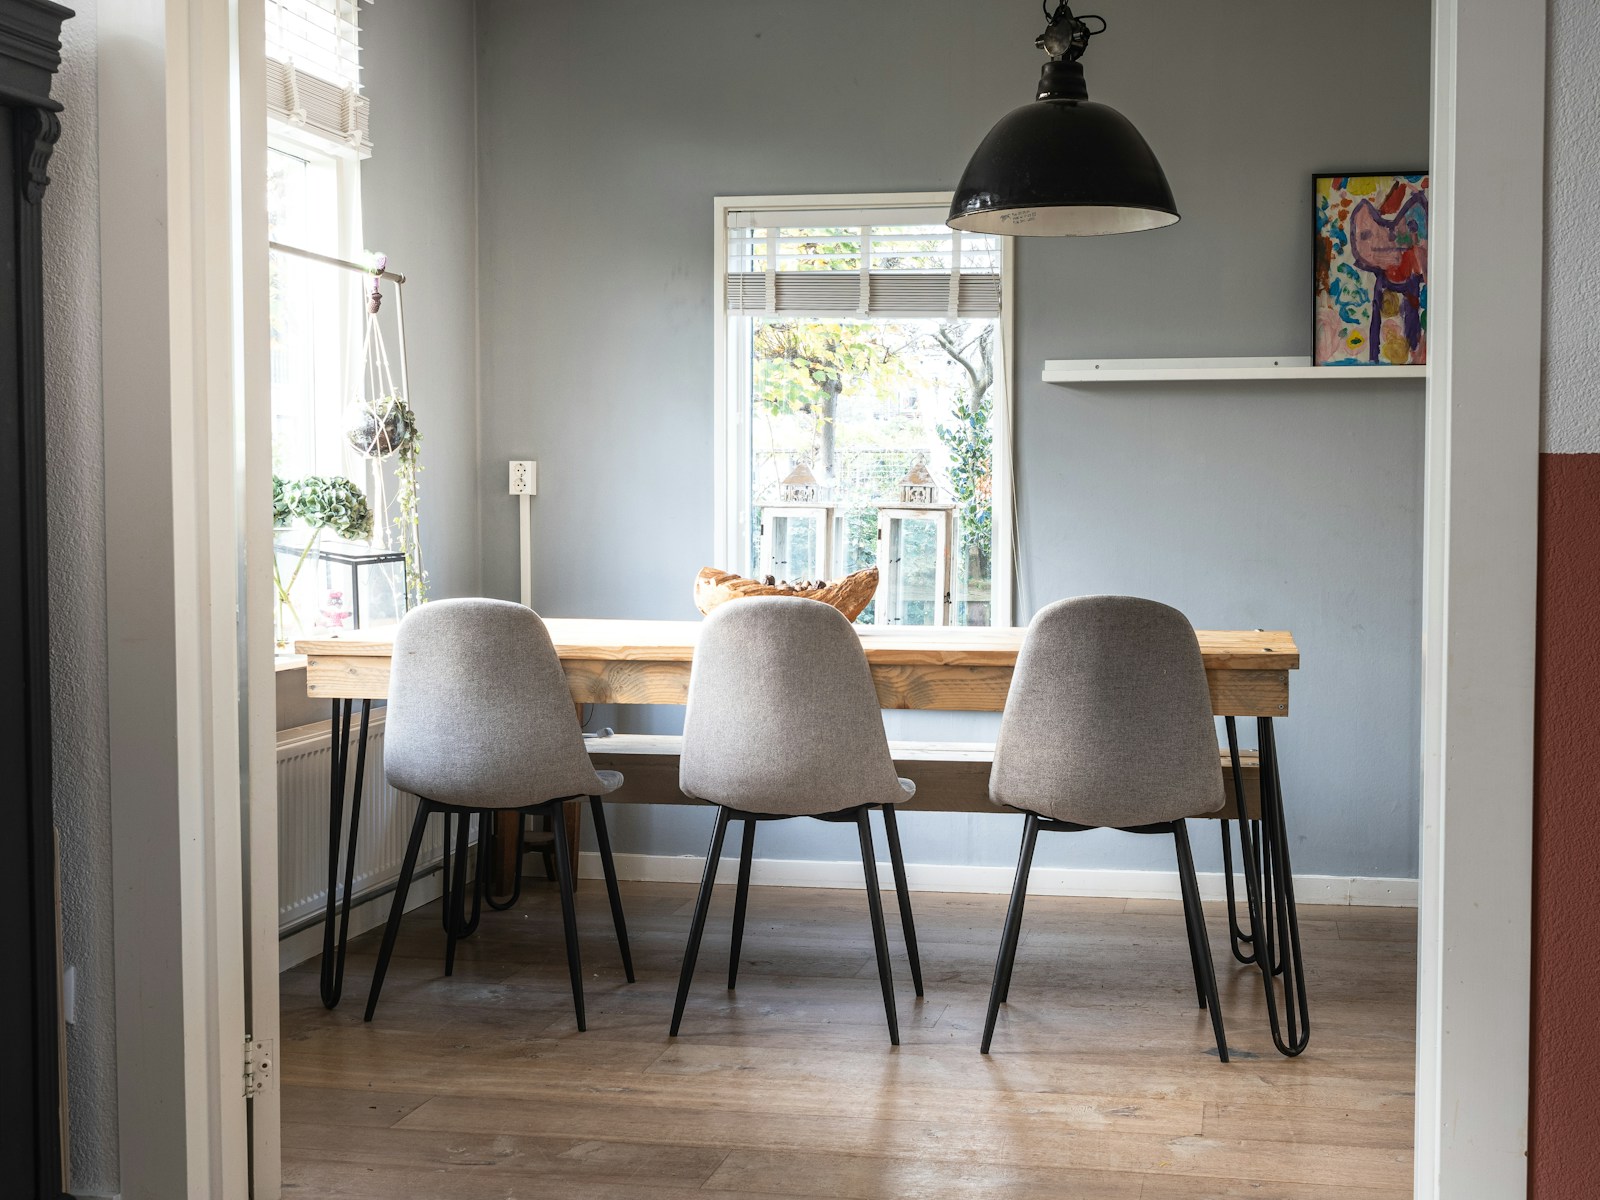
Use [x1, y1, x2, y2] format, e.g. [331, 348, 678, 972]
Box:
[693, 566, 878, 621]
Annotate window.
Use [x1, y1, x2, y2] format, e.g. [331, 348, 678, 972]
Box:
[265, 0, 369, 485]
[266, 0, 377, 649]
[716, 195, 1014, 627]
[267, 141, 364, 481]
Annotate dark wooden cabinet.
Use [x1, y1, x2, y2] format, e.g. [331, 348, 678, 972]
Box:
[0, 2, 72, 1197]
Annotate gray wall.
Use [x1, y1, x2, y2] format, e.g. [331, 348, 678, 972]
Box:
[45, 4, 119, 1193]
[475, 0, 1428, 879]
[359, 0, 482, 604]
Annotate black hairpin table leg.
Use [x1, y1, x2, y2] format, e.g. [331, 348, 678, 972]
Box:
[320, 697, 373, 1009]
[1221, 715, 1310, 1056]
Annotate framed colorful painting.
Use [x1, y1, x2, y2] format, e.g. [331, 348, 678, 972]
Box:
[1313, 171, 1429, 366]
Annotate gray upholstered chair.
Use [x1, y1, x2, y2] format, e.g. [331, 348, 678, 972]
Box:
[671, 597, 922, 1045]
[363, 598, 634, 1030]
[983, 595, 1229, 1061]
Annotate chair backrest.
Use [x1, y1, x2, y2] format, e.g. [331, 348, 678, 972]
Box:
[990, 595, 1224, 827]
[384, 598, 608, 809]
[680, 597, 905, 815]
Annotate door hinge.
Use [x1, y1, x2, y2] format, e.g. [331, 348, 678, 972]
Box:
[244, 1036, 275, 1099]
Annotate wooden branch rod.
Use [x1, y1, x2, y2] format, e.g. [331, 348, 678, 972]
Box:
[268, 239, 407, 284]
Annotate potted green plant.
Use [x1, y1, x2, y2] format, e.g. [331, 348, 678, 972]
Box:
[273, 474, 374, 648]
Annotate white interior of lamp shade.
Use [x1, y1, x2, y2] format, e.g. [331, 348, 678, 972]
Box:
[948, 204, 1179, 236]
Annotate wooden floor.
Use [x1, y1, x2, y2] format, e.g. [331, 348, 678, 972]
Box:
[280, 877, 1417, 1199]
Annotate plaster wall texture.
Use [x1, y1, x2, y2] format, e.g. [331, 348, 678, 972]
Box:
[474, 0, 1430, 881]
[42, 3, 119, 1193]
[1541, 0, 1600, 455]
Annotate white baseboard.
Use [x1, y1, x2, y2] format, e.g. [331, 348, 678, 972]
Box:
[577, 850, 1417, 908]
[278, 871, 447, 971]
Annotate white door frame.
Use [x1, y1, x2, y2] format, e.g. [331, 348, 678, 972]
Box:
[100, 0, 274, 1196]
[104, 0, 1542, 1196]
[1413, 0, 1544, 1194]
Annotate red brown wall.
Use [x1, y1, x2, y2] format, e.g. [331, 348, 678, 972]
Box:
[1531, 453, 1600, 1197]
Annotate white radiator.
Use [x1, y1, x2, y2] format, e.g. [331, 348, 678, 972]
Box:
[276, 711, 453, 936]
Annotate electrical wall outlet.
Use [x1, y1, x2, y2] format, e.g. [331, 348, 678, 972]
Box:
[509, 460, 537, 496]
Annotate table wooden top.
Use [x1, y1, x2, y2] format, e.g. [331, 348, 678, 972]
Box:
[295, 616, 1299, 671]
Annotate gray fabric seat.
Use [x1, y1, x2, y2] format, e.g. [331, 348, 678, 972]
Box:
[384, 598, 622, 809]
[671, 597, 922, 1045]
[680, 596, 914, 814]
[982, 595, 1230, 1061]
[364, 598, 634, 1032]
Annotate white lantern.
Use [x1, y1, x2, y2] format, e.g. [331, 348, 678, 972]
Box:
[875, 461, 955, 626]
[758, 461, 836, 583]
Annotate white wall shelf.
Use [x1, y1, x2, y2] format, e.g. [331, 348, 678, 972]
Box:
[1041, 356, 1428, 383]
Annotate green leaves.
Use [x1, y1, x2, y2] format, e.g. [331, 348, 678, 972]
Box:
[936, 386, 994, 559]
[272, 474, 293, 528]
[274, 474, 374, 542]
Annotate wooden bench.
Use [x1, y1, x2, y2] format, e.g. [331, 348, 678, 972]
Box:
[586, 733, 1262, 821]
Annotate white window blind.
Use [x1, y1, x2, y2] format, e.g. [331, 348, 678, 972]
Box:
[267, 0, 371, 155]
[725, 207, 1003, 319]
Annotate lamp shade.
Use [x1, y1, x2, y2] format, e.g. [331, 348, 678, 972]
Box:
[948, 59, 1178, 237]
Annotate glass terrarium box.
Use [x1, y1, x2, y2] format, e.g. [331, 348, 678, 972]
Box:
[274, 535, 409, 645]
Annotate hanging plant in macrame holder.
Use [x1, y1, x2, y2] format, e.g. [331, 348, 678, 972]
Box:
[346, 254, 427, 608]
[347, 392, 419, 459]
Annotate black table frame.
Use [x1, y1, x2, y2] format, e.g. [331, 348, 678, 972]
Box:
[1221, 715, 1310, 1056]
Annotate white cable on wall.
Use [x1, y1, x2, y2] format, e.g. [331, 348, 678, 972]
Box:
[519, 492, 533, 609]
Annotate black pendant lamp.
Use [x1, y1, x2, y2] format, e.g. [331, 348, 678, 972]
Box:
[948, 3, 1177, 237]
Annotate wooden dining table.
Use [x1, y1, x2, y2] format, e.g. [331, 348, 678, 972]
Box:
[296, 617, 1308, 1055]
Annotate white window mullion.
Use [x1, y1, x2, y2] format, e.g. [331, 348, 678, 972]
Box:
[764, 228, 778, 315]
[947, 229, 962, 318]
[857, 226, 873, 316]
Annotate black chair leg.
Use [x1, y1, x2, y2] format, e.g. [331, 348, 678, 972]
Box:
[880, 806, 923, 998]
[996, 814, 1043, 1008]
[856, 808, 900, 1046]
[589, 796, 635, 982]
[728, 817, 757, 990]
[1174, 820, 1229, 1062]
[984, 813, 1040, 1053]
[549, 799, 587, 1031]
[1175, 825, 1209, 1010]
[540, 810, 558, 881]
[364, 799, 432, 1022]
[443, 808, 471, 976]
[671, 806, 732, 1036]
[438, 811, 455, 932]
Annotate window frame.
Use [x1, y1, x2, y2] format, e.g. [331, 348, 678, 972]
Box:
[712, 191, 1016, 628]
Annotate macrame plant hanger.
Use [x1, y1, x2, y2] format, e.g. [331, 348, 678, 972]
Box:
[353, 255, 426, 607]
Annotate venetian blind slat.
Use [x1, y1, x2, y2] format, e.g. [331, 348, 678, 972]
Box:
[726, 272, 1002, 318]
[725, 211, 1002, 319]
[266, 0, 370, 154]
